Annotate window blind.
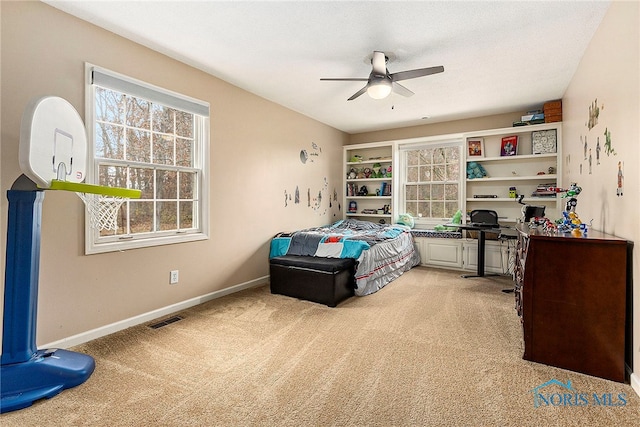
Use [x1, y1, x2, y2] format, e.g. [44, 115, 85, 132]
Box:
[91, 66, 210, 117]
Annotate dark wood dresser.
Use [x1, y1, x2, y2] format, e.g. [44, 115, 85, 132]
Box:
[514, 224, 633, 382]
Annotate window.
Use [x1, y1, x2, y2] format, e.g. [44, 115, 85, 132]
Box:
[85, 65, 209, 253]
[399, 140, 463, 226]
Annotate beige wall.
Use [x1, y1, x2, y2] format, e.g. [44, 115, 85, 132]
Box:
[561, 1, 640, 381]
[349, 111, 523, 145]
[0, 2, 348, 345]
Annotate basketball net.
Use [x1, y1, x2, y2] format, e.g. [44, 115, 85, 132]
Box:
[76, 193, 127, 231]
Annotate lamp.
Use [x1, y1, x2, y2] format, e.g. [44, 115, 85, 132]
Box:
[367, 80, 392, 99]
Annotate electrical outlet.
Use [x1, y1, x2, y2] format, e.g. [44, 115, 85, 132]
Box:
[170, 270, 179, 284]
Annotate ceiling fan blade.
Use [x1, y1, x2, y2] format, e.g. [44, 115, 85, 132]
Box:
[320, 78, 368, 81]
[371, 51, 387, 75]
[392, 82, 414, 97]
[391, 65, 444, 82]
[347, 85, 369, 101]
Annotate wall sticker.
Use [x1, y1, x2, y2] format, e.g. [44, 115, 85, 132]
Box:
[580, 98, 621, 196]
[617, 161, 624, 197]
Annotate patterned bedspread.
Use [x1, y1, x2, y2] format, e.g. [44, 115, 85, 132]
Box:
[269, 219, 420, 296]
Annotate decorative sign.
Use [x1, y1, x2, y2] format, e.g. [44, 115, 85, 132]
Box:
[532, 130, 557, 154]
[467, 138, 484, 157]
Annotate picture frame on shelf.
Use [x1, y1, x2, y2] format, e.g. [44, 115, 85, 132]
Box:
[500, 135, 518, 156]
[532, 129, 557, 154]
[467, 138, 484, 157]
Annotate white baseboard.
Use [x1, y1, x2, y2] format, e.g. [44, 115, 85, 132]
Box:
[631, 372, 640, 398]
[42, 276, 269, 350]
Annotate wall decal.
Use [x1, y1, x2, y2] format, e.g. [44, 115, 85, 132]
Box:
[587, 98, 600, 130]
[603, 127, 616, 156]
[300, 142, 322, 164]
[595, 138, 601, 165]
[295, 186, 300, 204]
[284, 190, 288, 207]
[309, 177, 329, 215]
[617, 161, 624, 196]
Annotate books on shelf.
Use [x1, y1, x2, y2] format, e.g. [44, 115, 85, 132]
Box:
[500, 135, 518, 156]
[531, 183, 557, 198]
[346, 182, 391, 197]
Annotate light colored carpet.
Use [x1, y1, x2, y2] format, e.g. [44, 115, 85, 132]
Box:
[2, 267, 639, 426]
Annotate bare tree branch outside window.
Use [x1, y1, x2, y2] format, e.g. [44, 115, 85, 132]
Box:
[94, 87, 198, 237]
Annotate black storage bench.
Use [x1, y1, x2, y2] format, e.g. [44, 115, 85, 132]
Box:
[269, 255, 356, 307]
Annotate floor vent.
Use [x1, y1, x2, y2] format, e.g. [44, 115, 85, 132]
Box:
[149, 315, 183, 329]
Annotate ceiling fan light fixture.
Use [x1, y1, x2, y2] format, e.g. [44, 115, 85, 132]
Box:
[367, 80, 392, 99]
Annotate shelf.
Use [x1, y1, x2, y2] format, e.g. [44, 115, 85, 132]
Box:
[346, 177, 392, 182]
[344, 142, 395, 223]
[347, 158, 392, 166]
[467, 174, 556, 183]
[464, 122, 562, 139]
[346, 196, 391, 200]
[468, 153, 557, 162]
[346, 213, 391, 218]
[466, 197, 557, 203]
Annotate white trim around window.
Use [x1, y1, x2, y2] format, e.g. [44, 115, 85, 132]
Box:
[84, 63, 210, 254]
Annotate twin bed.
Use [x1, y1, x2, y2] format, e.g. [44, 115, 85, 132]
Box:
[269, 219, 420, 297]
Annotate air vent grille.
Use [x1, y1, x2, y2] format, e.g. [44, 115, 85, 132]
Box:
[148, 315, 183, 329]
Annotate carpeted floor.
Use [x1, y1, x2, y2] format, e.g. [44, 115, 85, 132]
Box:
[2, 267, 639, 426]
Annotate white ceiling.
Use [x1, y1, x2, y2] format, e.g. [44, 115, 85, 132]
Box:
[44, 1, 611, 134]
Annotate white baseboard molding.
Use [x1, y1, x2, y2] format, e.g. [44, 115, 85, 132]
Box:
[631, 372, 640, 398]
[42, 275, 269, 350]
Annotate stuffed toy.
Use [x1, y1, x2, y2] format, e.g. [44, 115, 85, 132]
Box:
[467, 161, 487, 179]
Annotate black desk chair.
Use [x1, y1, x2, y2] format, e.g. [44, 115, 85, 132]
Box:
[469, 209, 499, 227]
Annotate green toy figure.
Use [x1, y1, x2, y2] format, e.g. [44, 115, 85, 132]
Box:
[434, 209, 463, 231]
[372, 163, 382, 178]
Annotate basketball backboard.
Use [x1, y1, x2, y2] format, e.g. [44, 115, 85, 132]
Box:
[19, 96, 87, 188]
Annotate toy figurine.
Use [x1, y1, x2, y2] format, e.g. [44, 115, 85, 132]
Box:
[372, 163, 382, 178]
[550, 184, 588, 235]
[467, 161, 487, 179]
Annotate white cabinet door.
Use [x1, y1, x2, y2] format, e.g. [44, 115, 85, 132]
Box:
[415, 238, 463, 269]
[462, 240, 509, 274]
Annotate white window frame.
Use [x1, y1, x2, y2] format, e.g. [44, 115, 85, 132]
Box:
[84, 64, 210, 254]
[398, 135, 464, 229]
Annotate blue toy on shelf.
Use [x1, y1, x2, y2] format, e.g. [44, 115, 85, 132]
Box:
[467, 161, 487, 179]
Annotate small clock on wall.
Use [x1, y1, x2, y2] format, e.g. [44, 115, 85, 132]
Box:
[532, 129, 557, 154]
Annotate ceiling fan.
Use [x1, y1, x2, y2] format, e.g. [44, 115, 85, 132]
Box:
[321, 51, 444, 101]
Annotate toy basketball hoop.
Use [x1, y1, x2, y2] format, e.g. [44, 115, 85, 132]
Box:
[49, 180, 140, 231]
[19, 96, 141, 230]
[77, 193, 126, 231]
[1, 95, 143, 413]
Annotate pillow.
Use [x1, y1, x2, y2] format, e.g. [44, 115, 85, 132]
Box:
[397, 214, 414, 228]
